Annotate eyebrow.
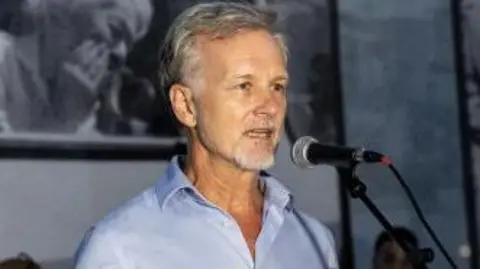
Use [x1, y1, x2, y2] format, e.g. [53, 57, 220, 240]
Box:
[232, 74, 289, 82]
[274, 75, 289, 82]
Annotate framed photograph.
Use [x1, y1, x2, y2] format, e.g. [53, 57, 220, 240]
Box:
[0, 0, 199, 160]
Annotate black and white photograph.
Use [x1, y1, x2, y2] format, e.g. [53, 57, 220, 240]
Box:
[0, 0, 193, 158]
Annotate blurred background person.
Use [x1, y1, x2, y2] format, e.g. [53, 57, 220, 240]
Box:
[372, 227, 421, 269]
[0, 253, 41, 269]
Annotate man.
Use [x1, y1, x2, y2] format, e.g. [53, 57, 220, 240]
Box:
[74, 2, 338, 269]
[373, 227, 420, 269]
[0, 0, 152, 133]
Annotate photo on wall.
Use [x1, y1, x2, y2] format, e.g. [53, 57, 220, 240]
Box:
[0, 0, 177, 158]
[0, 0, 245, 159]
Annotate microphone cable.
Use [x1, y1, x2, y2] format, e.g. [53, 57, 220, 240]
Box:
[376, 157, 458, 269]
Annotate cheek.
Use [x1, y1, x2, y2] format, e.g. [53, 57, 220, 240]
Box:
[197, 100, 242, 139]
[212, 97, 245, 121]
[276, 99, 287, 127]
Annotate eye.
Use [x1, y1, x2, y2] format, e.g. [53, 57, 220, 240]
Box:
[236, 82, 252, 91]
[273, 83, 286, 92]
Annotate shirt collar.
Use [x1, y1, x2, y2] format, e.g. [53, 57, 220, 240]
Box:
[155, 155, 195, 210]
[259, 170, 294, 212]
[155, 155, 294, 211]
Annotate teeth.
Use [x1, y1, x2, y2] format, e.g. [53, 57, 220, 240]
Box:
[249, 133, 268, 137]
[247, 129, 272, 138]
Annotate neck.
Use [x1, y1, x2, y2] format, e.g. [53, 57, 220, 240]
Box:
[183, 140, 264, 215]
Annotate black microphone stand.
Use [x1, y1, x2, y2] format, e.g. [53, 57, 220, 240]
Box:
[343, 163, 435, 269]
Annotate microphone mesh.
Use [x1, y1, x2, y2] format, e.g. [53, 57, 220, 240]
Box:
[290, 136, 318, 168]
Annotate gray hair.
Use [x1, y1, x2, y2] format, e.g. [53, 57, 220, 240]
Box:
[158, 1, 288, 94]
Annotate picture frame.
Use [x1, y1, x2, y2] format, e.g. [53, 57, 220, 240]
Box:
[0, 0, 193, 160]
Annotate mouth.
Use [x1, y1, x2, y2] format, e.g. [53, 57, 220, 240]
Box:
[244, 128, 275, 139]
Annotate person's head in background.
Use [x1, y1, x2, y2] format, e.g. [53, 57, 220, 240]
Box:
[373, 227, 419, 269]
[0, 253, 41, 269]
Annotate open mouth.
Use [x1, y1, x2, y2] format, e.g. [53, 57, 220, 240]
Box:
[244, 128, 274, 139]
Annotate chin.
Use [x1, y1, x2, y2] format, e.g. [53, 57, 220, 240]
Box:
[233, 152, 275, 171]
[230, 137, 280, 170]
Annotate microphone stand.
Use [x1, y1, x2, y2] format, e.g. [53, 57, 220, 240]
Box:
[343, 164, 434, 269]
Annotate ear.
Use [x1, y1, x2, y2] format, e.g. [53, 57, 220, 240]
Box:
[169, 83, 197, 128]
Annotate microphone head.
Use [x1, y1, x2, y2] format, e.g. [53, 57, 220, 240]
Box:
[291, 136, 318, 168]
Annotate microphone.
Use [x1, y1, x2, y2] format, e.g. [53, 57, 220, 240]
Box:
[291, 136, 388, 168]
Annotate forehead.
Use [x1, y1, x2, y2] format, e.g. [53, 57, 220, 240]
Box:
[195, 30, 287, 70]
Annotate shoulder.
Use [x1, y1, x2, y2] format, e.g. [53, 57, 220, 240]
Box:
[87, 187, 160, 238]
[74, 187, 161, 266]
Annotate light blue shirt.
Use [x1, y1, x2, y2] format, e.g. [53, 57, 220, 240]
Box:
[74, 156, 338, 269]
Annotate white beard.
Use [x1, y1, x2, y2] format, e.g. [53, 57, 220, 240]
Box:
[231, 144, 275, 171]
[196, 123, 276, 171]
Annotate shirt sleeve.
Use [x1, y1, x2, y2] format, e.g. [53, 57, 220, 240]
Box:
[74, 227, 128, 269]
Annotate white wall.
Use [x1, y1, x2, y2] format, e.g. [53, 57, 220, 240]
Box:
[0, 159, 165, 267]
[0, 135, 341, 268]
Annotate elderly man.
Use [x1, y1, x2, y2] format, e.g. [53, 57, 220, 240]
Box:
[74, 2, 338, 269]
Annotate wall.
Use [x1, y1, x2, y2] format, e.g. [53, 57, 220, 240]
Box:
[339, 0, 471, 268]
[0, 159, 164, 268]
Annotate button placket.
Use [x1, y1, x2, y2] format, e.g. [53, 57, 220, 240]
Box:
[181, 188, 254, 267]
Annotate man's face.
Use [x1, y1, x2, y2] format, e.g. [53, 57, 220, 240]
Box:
[374, 242, 413, 269]
[191, 30, 288, 170]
